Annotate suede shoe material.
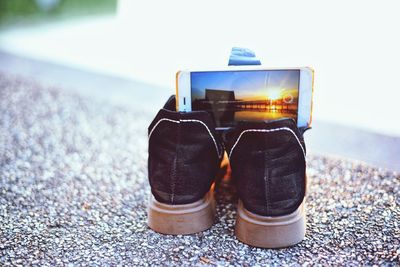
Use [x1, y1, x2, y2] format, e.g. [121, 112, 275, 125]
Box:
[226, 118, 306, 216]
[148, 95, 223, 205]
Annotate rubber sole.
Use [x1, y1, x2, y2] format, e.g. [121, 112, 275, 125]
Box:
[147, 190, 216, 235]
[235, 200, 306, 248]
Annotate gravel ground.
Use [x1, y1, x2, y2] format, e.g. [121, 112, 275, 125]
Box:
[0, 73, 399, 266]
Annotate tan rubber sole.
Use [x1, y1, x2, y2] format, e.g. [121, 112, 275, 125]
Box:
[235, 200, 306, 248]
[147, 190, 216, 235]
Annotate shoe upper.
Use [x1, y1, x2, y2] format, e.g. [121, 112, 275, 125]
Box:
[225, 118, 306, 217]
[148, 96, 223, 205]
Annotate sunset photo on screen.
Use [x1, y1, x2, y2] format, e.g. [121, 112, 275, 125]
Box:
[191, 70, 300, 127]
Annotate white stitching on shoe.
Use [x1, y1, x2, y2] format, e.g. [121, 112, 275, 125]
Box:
[228, 127, 306, 160]
[148, 118, 222, 158]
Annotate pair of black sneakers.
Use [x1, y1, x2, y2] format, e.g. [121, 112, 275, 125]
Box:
[147, 96, 307, 248]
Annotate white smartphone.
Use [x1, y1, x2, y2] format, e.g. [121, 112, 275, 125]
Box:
[176, 66, 314, 130]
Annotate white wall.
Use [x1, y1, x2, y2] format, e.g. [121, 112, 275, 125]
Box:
[117, 0, 400, 136]
[1, 0, 399, 136]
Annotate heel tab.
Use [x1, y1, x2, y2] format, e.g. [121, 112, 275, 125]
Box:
[164, 95, 176, 111]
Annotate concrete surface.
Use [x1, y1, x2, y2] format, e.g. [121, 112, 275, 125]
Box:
[0, 73, 399, 265]
[1, 51, 399, 172]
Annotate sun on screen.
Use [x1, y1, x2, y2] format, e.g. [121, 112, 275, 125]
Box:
[267, 88, 282, 100]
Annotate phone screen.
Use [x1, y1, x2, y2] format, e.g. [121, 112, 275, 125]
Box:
[191, 70, 300, 128]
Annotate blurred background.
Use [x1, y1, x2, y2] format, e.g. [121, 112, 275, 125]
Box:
[0, 0, 399, 170]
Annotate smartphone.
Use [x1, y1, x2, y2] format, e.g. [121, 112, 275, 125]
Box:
[176, 66, 314, 130]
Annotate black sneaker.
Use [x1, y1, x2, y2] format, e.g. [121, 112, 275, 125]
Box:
[147, 96, 223, 234]
[225, 118, 307, 248]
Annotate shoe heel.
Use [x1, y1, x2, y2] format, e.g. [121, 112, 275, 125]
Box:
[235, 200, 306, 248]
[147, 190, 215, 235]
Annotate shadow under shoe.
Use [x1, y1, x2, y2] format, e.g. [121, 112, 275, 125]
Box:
[225, 118, 307, 248]
[147, 95, 223, 235]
